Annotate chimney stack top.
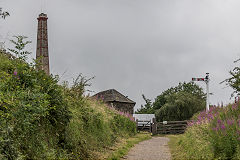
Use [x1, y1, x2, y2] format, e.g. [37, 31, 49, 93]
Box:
[39, 13, 47, 17]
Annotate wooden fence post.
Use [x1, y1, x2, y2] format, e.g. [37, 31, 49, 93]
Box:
[149, 120, 152, 133]
[136, 119, 138, 132]
[152, 118, 157, 135]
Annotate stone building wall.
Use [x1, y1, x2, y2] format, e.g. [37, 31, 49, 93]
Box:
[107, 101, 134, 115]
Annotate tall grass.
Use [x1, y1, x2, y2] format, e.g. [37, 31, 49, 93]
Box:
[169, 98, 240, 160]
[65, 98, 137, 159]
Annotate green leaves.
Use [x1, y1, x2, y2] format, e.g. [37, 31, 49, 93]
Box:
[221, 58, 240, 97]
[0, 43, 70, 159]
[8, 36, 32, 61]
[135, 94, 154, 114]
[228, 66, 240, 96]
[154, 82, 206, 121]
[136, 82, 205, 121]
[153, 82, 205, 111]
[0, 37, 136, 159]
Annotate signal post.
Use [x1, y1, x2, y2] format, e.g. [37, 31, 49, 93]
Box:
[192, 73, 210, 112]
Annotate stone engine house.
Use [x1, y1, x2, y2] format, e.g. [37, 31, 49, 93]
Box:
[92, 89, 136, 115]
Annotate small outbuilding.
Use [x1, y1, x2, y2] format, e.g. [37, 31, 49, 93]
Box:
[92, 89, 136, 115]
[133, 114, 156, 123]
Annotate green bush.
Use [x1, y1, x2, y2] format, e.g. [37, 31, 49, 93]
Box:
[153, 82, 205, 111]
[155, 91, 205, 121]
[64, 85, 136, 159]
[0, 36, 137, 159]
[0, 50, 70, 159]
[209, 104, 240, 159]
[171, 102, 240, 160]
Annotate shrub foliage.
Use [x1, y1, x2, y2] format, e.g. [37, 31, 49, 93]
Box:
[173, 102, 240, 160]
[135, 94, 154, 114]
[154, 82, 206, 121]
[170, 58, 240, 160]
[224, 59, 240, 97]
[0, 37, 136, 159]
[0, 49, 70, 159]
[156, 91, 205, 121]
[135, 82, 205, 122]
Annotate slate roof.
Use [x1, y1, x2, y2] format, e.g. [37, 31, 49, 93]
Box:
[92, 89, 136, 104]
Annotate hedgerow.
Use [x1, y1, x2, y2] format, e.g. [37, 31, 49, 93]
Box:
[0, 50, 70, 159]
[0, 36, 136, 159]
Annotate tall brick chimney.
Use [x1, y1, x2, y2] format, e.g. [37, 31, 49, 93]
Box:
[36, 13, 50, 75]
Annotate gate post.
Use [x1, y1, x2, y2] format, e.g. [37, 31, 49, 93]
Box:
[152, 118, 157, 135]
[136, 119, 138, 132]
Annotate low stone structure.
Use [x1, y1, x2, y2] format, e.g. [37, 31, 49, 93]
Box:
[92, 89, 135, 115]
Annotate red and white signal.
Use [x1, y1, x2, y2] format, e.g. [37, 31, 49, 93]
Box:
[192, 73, 210, 112]
[192, 78, 205, 81]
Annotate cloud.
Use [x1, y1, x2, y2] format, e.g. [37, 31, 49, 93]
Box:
[1, 0, 239, 110]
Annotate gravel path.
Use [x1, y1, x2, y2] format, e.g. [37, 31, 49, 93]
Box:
[123, 137, 172, 160]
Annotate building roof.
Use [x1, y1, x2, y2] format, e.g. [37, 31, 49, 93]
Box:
[133, 114, 155, 123]
[92, 89, 136, 104]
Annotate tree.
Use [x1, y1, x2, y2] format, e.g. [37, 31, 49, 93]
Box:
[0, 8, 9, 19]
[135, 94, 154, 114]
[154, 82, 206, 121]
[153, 82, 205, 110]
[223, 59, 240, 97]
[155, 91, 205, 121]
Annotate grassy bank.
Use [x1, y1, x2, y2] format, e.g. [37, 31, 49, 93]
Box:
[168, 101, 240, 160]
[0, 49, 137, 159]
[65, 98, 137, 159]
[168, 130, 213, 160]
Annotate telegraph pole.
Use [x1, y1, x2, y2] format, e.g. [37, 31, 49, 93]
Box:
[192, 73, 210, 112]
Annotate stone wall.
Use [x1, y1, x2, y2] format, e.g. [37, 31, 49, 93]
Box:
[107, 101, 134, 115]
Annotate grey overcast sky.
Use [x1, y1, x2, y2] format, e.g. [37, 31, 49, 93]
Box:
[1, 0, 239, 110]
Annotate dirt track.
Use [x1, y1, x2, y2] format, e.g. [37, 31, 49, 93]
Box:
[123, 137, 171, 160]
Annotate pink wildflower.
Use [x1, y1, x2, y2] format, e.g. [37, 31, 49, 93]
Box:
[217, 119, 222, 124]
[227, 119, 234, 126]
[220, 124, 226, 130]
[13, 71, 17, 76]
